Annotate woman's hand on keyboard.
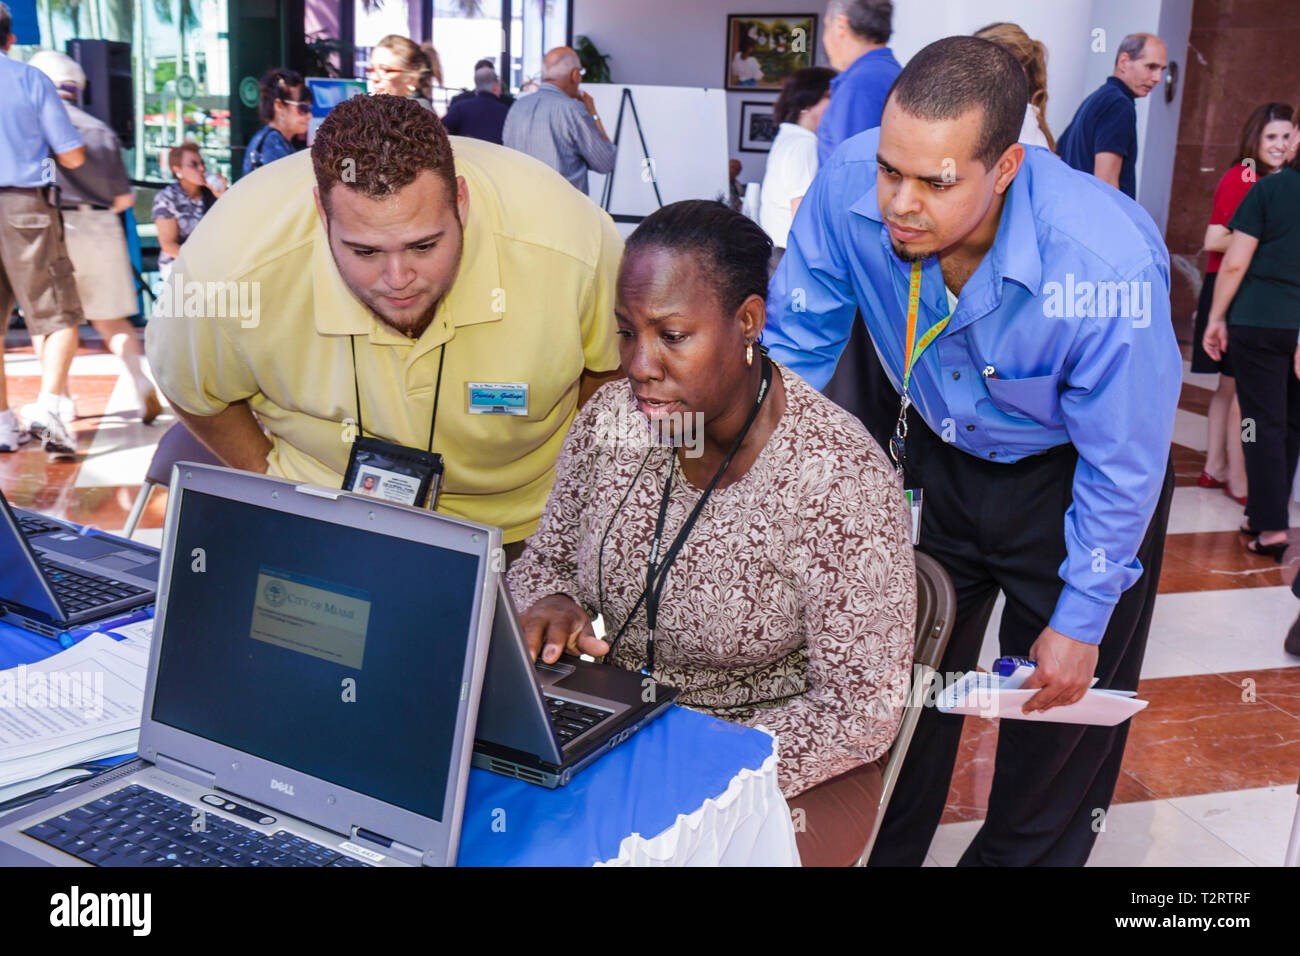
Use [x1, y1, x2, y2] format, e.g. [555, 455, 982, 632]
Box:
[519, 594, 608, 664]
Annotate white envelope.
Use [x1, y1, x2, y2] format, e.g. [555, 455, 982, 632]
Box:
[936, 671, 1147, 726]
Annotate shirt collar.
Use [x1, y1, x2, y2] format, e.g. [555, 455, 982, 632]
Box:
[830, 46, 894, 90]
[311, 162, 504, 357]
[539, 82, 569, 98]
[846, 159, 1042, 294]
[1106, 75, 1137, 100]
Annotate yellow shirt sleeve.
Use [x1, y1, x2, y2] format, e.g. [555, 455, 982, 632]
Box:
[580, 211, 624, 374]
[144, 248, 261, 418]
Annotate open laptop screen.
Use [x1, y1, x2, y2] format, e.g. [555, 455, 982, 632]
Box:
[149, 490, 478, 822]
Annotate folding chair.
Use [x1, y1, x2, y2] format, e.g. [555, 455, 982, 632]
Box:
[121, 423, 221, 539]
[855, 550, 956, 865]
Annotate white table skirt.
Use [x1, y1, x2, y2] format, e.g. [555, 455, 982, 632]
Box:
[599, 729, 801, 866]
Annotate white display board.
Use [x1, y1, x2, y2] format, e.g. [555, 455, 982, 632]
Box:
[582, 84, 730, 235]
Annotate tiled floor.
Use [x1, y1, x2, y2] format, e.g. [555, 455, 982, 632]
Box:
[3, 332, 1299, 866]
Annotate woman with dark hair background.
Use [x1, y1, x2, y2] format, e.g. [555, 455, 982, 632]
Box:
[1203, 111, 1300, 562]
[1193, 102, 1296, 507]
[508, 199, 916, 866]
[759, 66, 837, 266]
[242, 68, 312, 177]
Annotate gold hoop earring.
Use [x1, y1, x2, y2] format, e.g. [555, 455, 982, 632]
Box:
[746, 343, 754, 367]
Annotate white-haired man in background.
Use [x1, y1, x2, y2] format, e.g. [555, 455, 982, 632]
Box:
[27, 49, 161, 424]
[502, 45, 615, 193]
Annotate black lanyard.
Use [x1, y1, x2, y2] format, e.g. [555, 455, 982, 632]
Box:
[350, 334, 446, 451]
[605, 354, 773, 673]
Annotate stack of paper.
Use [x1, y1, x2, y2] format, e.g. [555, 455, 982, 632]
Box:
[0, 625, 152, 789]
[936, 670, 1147, 726]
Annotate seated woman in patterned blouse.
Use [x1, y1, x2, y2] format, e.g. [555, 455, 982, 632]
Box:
[507, 200, 916, 866]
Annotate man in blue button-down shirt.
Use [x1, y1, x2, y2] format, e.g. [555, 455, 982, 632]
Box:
[765, 37, 1180, 866]
[817, 0, 900, 166]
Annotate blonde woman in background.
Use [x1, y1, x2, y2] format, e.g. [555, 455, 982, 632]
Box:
[368, 35, 435, 110]
[419, 42, 444, 103]
[975, 22, 1055, 151]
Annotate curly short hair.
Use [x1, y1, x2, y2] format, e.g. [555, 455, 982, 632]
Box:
[311, 94, 457, 212]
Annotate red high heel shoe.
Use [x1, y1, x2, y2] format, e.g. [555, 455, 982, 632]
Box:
[1222, 485, 1247, 507]
[1198, 471, 1225, 489]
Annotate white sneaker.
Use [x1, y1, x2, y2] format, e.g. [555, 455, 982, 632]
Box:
[58, 394, 77, 423]
[21, 401, 77, 454]
[0, 409, 30, 452]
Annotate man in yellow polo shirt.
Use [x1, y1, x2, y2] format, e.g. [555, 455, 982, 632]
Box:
[146, 94, 621, 546]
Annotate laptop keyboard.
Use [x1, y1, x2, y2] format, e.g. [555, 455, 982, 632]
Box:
[36, 555, 147, 613]
[545, 696, 613, 745]
[17, 514, 64, 536]
[22, 784, 372, 867]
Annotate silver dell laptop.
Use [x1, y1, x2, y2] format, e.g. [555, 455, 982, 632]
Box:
[0, 463, 499, 867]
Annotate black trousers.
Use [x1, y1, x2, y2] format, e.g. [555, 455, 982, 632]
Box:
[1229, 324, 1300, 532]
[861, 396, 1175, 867]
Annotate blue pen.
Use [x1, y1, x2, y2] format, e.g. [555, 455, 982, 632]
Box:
[993, 656, 1036, 677]
[56, 606, 155, 649]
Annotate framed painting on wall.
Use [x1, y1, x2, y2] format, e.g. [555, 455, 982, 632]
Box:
[725, 13, 819, 91]
[738, 100, 779, 152]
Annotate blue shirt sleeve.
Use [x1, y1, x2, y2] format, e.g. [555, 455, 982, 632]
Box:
[763, 155, 863, 389]
[1049, 257, 1181, 644]
[34, 71, 83, 156]
[1092, 101, 1136, 158]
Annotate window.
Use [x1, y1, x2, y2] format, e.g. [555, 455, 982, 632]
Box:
[32, 0, 233, 186]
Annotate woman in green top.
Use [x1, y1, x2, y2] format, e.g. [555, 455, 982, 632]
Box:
[1203, 130, 1300, 561]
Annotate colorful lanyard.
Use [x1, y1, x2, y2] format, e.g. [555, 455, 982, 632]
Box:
[603, 354, 773, 674]
[890, 260, 951, 473]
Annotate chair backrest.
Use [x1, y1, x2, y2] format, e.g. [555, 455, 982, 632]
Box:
[145, 423, 222, 486]
[855, 550, 956, 866]
[913, 551, 956, 672]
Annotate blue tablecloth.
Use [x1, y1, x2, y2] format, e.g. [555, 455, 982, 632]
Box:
[0, 617, 777, 866]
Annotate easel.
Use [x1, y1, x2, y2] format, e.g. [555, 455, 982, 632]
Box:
[599, 87, 665, 223]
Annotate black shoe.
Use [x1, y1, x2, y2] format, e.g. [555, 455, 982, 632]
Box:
[1245, 537, 1287, 562]
[1287, 611, 1300, 657]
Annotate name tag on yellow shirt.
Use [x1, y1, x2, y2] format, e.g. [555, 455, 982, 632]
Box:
[467, 382, 529, 416]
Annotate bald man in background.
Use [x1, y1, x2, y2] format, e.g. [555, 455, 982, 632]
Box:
[502, 45, 615, 193]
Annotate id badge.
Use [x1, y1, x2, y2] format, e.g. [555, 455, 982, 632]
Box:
[904, 488, 923, 546]
[343, 436, 444, 510]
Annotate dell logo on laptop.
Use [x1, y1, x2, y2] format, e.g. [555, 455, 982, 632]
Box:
[270, 778, 295, 796]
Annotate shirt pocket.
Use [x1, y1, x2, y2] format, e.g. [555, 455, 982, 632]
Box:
[983, 372, 1063, 428]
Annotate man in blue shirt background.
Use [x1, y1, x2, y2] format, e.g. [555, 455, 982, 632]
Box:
[0, 1, 87, 454]
[817, 0, 900, 166]
[1057, 32, 1167, 199]
[441, 65, 510, 145]
[766, 36, 1181, 866]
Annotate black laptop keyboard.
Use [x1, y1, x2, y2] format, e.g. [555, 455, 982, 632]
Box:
[35, 555, 147, 612]
[17, 514, 64, 536]
[545, 696, 613, 745]
[22, 784, 372, 867]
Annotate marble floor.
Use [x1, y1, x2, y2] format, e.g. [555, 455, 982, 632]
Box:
[2, 332, 1298, 866]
